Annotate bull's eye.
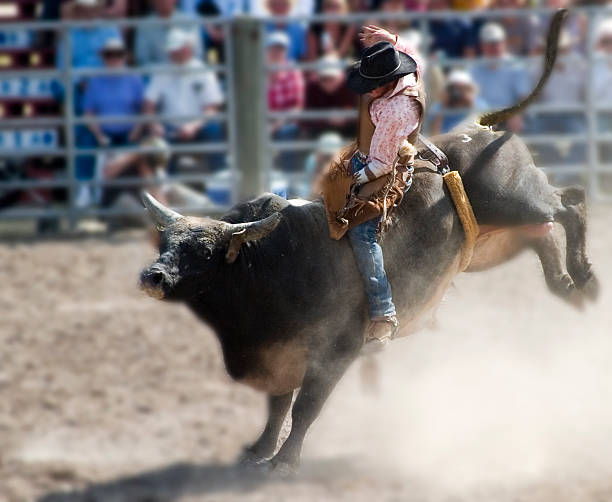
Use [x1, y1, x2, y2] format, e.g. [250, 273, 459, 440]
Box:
[202, 247, 213, 260]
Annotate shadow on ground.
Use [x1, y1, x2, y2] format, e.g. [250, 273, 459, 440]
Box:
[37, 457, 365, 502]
[37, 462, 268, 502]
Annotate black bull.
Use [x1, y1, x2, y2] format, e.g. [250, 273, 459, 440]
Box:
[139, 10, 598, 473]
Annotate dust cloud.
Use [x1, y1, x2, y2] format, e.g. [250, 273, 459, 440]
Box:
[305, 208, 612, 500]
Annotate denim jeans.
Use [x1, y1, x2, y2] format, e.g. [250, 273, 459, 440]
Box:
[347, 154, 396, 319]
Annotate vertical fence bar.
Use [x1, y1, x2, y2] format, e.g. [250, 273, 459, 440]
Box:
[223, 18, 240, 206]
[258, 19, 272, 194]
[62, 25, 78, 229]
[585, 9, 600, 201]
[231, 16, 268, 200]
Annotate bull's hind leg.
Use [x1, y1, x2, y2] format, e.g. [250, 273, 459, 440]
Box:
[555, 186, 599, 300]
[531, 232, 583, 308]
[240, 391, 294, 465]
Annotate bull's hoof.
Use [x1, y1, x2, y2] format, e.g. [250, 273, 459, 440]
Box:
[269, 459, 298, 479]
[580, 273, 600, 302]
[238, 449, 268, 469]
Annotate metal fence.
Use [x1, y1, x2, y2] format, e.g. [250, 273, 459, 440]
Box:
[0, 7, 610, 228]
[0, 16, 238, 224]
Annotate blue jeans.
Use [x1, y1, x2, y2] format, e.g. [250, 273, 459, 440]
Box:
[347, 155, 396, 319]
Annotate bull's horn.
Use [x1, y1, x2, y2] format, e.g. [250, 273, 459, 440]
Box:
[225, 212, 282, 264]
[141, 191, 183, 229]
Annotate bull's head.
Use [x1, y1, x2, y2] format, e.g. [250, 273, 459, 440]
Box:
[139, 192, 281, 300]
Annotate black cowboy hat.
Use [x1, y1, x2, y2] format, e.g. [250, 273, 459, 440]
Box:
[346, 41, 417, 95]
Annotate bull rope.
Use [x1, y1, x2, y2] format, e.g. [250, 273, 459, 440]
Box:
[443, 171, 478, 271]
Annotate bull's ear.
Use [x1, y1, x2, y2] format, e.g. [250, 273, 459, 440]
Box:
[225, 212, 282, 264]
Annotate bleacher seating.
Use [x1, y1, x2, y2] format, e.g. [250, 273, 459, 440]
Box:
[0, 0, 60, 154]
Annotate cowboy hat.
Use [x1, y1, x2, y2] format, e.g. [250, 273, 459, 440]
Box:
[346, 41, 417, 95]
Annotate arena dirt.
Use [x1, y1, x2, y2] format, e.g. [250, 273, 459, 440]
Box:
[1, 204, 611, 502]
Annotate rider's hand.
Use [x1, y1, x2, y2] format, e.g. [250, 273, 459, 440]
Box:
[359, 25, 397, 48]
[353, 168, 369, 185]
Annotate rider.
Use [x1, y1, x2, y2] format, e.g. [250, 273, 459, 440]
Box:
[345, 25, 425, 353]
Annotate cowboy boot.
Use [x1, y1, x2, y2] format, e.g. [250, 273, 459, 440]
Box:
[361, 315, 399, 355]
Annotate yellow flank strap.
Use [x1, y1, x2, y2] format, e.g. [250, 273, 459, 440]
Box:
[443, 171, 478, 271]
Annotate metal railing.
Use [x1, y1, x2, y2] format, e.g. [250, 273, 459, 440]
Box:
[261, 7, 611, 202]
[0, 15, 238, 223]
[0, 7, 610, 229]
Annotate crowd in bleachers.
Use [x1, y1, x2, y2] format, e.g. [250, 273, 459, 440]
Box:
[1, 0, 612, 223]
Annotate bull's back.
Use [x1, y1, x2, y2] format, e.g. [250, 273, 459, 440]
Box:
[432, 125, 560, 226]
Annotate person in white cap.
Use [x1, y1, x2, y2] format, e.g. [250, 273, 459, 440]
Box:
[142, 28, 225, 171]
[470, 22, 530, 110]
[134, 0, 203, 66]
[430, 69, 486, 134]
[263, 0, 309, 61]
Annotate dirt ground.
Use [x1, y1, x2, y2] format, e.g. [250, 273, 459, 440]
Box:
[1, 204, 611, 502]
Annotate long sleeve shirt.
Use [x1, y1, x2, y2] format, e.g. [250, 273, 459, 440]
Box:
[362, 36, 424, 180]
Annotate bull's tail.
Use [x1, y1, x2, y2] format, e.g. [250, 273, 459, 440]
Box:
[478, 8, 568, 128]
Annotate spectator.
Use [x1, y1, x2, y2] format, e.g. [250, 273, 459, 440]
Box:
[60, 0, 127, 18]
[543, 0, 586, 52]
[304, 131, 344, 198]
[143, 29, 226, 171]
[429, 69, 487, 134]
[492, 0, 542, 56]
[58, 0, 121, 70]
[57, 0, 123, 205]
[533, 30, 585, 132]
[82, 38, 145, 147]
[100, 0, 128, 18]
[304, 54, 357, 137]
[264, 0, 308, 61]
[371, 0, 412, 37]
[346, 0, 372, 10]
[593, 18, 612, 163]
[306, 0, 358, 61]
[101, 136, 170, 210]
[135, 0, 204, 66]
[451, 0, 488, 10]
[253, 0, 315, 16]
[267, 31, 305, 171]
[196, 0, 245, 64]
[593, 18, 612, 106]
[427, 0, 477, 59]
[529, 30, 586, 168]
[470, 22, 530, 109]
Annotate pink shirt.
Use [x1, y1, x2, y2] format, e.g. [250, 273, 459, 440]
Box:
[366, 36, 423, 178]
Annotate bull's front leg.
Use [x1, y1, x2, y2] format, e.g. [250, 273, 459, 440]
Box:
[268, 334, 362, 475]
[240, 391, 294, 465]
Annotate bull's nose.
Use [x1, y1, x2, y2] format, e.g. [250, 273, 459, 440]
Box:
[148, 270, 164, 286]
[140, 268, 167, 299]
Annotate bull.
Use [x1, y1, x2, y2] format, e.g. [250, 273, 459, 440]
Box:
[139, 9, 598, 474]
